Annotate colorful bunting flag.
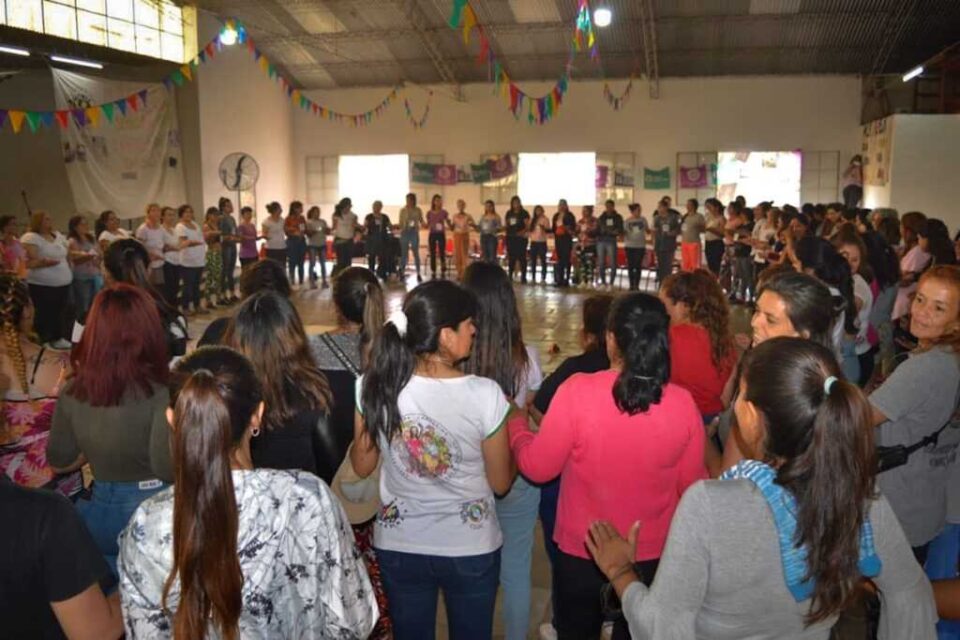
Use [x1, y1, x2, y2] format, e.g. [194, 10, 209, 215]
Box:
[462, 5, 476, 43]
[181, 65, 192, 81]
[0, 109, 7, 130]
[138, 89, 148, 107]
[101, 103, 115, 123]
[54, 110, 69, 129]
[9, 110, 24, 133]
[40, 112, 54, 128]
[85, 107, 100, 127]
[25, 111, 41, 133]
[126, 95, 138, 112]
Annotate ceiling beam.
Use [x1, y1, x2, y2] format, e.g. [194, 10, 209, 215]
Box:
[395, 0, 462, 97]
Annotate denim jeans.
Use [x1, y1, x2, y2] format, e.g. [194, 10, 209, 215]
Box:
[597, 238, 617, 284]
[287, 236, 307, 284]
[76, 479, 168, 578]
[481, 233, 498, 263]
[221, 243, 238, 294]
[926, 523, 960, 639]
[400, 229, 421, 274]
[376, 547, 500, 640]
[496, 475, 540, 640]
[840, 335, 861, 384]
[72, 275, 102, 321]
[307, 245, 327, 283]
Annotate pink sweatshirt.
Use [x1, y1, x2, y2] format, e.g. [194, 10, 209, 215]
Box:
[509, 370, 707, 560]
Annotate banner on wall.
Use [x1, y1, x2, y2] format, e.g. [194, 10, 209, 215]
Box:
[614, 171, 634, 187]
[595, 165, 609, 188]
[679, 165, 708, 188]
[862, 117, 893, 186]
[51, 69, 185, 218]
[644, 167, 670, 190]
[412, 162, 457, 185]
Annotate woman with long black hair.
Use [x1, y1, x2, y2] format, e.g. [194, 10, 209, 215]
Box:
[351, 280, 515, 639]
[587, 337, 936, 639]
[510, 293, 705, 639]
[118, 346, 377, 638]
[460, 261, 542, 640]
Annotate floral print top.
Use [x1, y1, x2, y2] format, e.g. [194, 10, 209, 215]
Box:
[118, 468, 379, 639]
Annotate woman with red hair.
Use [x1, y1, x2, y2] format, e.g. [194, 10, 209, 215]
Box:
[47, 283, 174, 577]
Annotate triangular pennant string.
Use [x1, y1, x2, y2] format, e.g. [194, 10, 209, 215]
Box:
[9, 110, 25, 133]
[101, 103, 115, 122]
[24, 111, 41, 133]
[40, 112, 55, 128]
[0, 109, 7, 130]
[85, 107, 100, 127]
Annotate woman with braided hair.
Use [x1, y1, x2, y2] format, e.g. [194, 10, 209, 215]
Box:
[0, 271, 80, 497]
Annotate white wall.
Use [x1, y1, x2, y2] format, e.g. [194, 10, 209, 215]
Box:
[196, 13, 294, 216]
[291, 75, 862, 217]
[872, 114, 960, 233]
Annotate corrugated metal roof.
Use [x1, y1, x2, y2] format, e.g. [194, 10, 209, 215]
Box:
[198, 0, 960, 88]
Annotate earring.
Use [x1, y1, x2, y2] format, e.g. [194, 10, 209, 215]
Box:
[251, 427, 260, 437]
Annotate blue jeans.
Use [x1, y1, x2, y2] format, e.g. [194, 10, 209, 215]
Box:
[597, 238, 617, 284]
[307, 245, 327, 283]
[287, 236, 307, 284]
[496, 475, 540, 640]
[926, 523, 960, 639]
[840, 335, 860, 384]
[481, 234, 498, 263]
[76, 480, 168, 578]
[400, 230, 421, 274]
[377, 548, 500, 640]
[71, 275, 102, 320]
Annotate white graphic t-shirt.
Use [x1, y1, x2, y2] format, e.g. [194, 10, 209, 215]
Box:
[357, 374, 510, 557]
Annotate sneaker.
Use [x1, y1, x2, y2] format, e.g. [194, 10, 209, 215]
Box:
[539, 623, 557, 640]
[47, 339, 73, 351]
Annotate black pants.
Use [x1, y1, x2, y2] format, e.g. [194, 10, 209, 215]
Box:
[704, 239, 724, 276]
[163, 262, 180, 307]
[28, 283, 70, 344]
[265, 248, 287, 265]
[507, 235, 528, 281]
[221, 243, 237, 294]
[554, 237, 573, 285]
[655, 248, 675, 288]
[480, 234, 498, 263]
[625, 247, 645, 290]
[428, 232, 446, 275]
[554, 551, 659, 640]
[529, 241, 548, 282]
[180, 266, 203, 311]
[843, 184, 863, 210]
[334, 240, 353, 273]
[367, 242, 388, 279]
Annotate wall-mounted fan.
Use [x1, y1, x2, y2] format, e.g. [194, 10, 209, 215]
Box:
[218, 152, 259, 212]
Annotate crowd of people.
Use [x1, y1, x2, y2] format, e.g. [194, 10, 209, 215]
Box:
[0, 189, 958, 640]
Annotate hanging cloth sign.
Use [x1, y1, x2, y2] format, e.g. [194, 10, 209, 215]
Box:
[644, 167, 671, 190]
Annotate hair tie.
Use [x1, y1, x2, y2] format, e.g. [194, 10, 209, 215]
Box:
[823, 375, 838, 395]
[632, 374, 655, 381]
[386, 309, 408, 338]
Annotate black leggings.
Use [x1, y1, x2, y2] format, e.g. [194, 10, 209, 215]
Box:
[163, 262, 180, 307]
[428, 232, 446, 275]
[180, 266, 202, 311]
[704, 239, 724, 276]
[625, 247, 645, 290]
[554, 237, 573, 285]
[507, 236, 528, 281]
[28, 283, 70, 343]
[334, 240, 353, 273]
[529, 241, 548, 282]
[554, 551, 659, 640]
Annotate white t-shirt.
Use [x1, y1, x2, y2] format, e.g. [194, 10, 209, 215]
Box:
[135, 223, 166, 269]
[175, 222, 206, 268]
[162, 226, 180, 266]
[751, 219, 776, 263]
[21, 231, 72, 287]
[852, 274, 874, 356]
[98, 228, 130, 246]
[357, 373, 510, 557]
[516, 344, 543, 406]
[262, 217, 286, 250]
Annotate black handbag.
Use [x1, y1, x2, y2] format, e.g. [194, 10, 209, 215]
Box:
[876, 420, 951, 473]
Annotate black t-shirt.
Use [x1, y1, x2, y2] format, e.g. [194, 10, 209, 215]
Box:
[364, 214, 392, 246]
[504, 209, 530, 236]
[597, 212, 624, 238]
[0, 479, 115, 640]
[552, 211, 577, 239]
[533, 349, 610, 415]
[252, 407, 344, 485]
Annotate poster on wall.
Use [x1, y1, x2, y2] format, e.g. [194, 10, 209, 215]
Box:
[862, 117, 893, 186]
[643, 167, 670, 190]
[51, 69, 186, 218]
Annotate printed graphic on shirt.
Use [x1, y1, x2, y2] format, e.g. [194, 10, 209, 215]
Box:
[378, 500, 405, 529]
[459, 497, 493, 529]
[391, 414, 462, 480]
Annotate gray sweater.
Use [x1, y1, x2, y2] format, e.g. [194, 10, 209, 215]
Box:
[622, 480, 937, 639]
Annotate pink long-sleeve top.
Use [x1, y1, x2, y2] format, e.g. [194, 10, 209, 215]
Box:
[509, 370, 707, 561]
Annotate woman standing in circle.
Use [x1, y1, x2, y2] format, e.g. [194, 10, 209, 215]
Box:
[426, 194, 450, 279]
[504, 196, 530, 283]
[118, 346, 378, 638]
[351, 280, 516, 639]
[21, 211, 73, 349]
[160, 207, 182, 308]
[587, 338, 936, 639]
[451, 199, 475, 280]
[67, 214, 102, 321]
[529, 205, 551, 284]
[479, 200, 502, 265]
[202, 206, 227, 309]
[0, 215, 26, 276]
[175, 205, 206, 316]
[461, 262, 543, 640]
[398, 193, 425, 281]
[703, 198, 726, 277]
[285, 200, 308, 286]
[96, 210, 130, 251]
[510, 292, 705, 639]
[305, 205, 330, 288]
[333, 198, 359, 275]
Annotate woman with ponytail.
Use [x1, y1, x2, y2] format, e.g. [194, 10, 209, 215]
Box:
[118, 346, 377, 638]
[586, 337, 937, 639]
[351, 280, 516, 639]
[509, 292, 705, 639]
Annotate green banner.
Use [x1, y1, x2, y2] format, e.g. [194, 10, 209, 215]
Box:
[644, 166, 670, 190]
[470, 163, 491, 184]
[412, 162, 436, 184]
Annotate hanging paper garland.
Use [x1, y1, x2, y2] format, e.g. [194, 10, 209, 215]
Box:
[603, 75, 634, 111]
[403, 90, 433, 130]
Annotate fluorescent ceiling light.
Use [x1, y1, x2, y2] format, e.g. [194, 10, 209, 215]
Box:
[219, 26, 238, 46]
[50, 55, 103, 69]
[902, 65, 923, 82]
[594, 7, 612, 27]
[0, 45, 30, 57]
